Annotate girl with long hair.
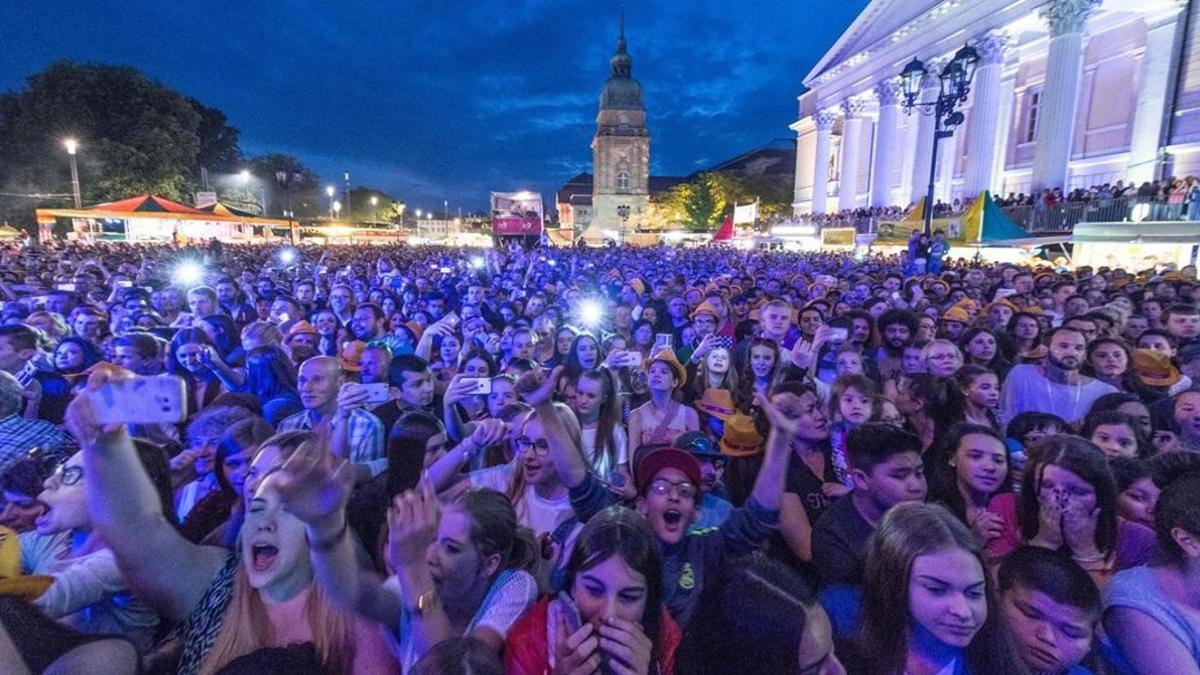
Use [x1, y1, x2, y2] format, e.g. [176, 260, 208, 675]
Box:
[1006, 312, 1046, 363]
[168, 328, 224, 414]
[505, 506, 682, 675]
[1080, 409, 1152, 460]
[926, 423, 1020, 560]
[66, 381, 398, 675]
[242, 345, 303, 426]
[1084, 337, 1135, 392]
[895, 373, 964, 451]
[852, 502, 1027, 675]
[1018, 435, 1157, 588]
[180, 416, 276, 548]
[628, 351, 698, 449]
[563, 333, 602, 381]
[959, 328, 1011, 382]
[827, 374, 878, 487]
[688, 346, 737, 405]
[955, 365, 1002, 431]
[735, 337, 783, 415]
[574, 368, 633, 496]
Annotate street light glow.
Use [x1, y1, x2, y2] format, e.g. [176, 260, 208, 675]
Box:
[470, 256, 485, 270]
[370, 196, 378, 206]
[239, 169, 251, 183]
[174, 260, 205, 286]
[326, 186, 335, 197]
[279, 249, 297, 264]
[333, 200, 342, 213]
[63, 138, 78, 155]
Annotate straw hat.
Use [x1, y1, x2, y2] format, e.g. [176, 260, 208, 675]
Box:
[941, 306, 971, 324]
[719, 414, 764, 458]
[285, 320, 319, 341]
[696, 389, 736, 421]
[690, 299, 721, 320]
[644, 348, 688, 388]
[338, 340, 367, 373]
[1134, 348, 1181, 388]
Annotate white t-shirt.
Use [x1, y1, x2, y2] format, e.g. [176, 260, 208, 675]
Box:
[579, 424, 629, 480]
[1002, 364, 1118, 424]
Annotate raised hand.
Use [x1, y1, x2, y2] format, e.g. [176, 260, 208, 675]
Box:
[967, 509, 1005, 545]
[1062, 500, 1102, 559]
[64, 363, 134, 449]
[516, 366, 563, 408]
[387, 479, 440, 570]
[756, 391, 798, 437]
[274, 435, 353, 526]
[1032, 489, 1066, 550]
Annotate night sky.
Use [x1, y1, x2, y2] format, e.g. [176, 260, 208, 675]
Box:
[1, 1, 868, 212]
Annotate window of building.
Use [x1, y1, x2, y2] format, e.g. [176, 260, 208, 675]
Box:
[1024, 91, 1041, 143]
[617, 170, 630, 193]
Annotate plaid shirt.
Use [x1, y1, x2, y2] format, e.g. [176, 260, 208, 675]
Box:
[276, 408, 386, 477]
[0, 414, 70, 475]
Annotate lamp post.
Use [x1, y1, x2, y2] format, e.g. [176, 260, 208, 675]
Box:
[899, 43, 980, 237]
[333, 200, 342, 221]
[416, 209, 423, 239]
[63, 139, 81, 208]
[275, 169, 304, 238]
[325, 186, 336, 220]
[616, 204, 630, 245]
[370, 195, 379, 225]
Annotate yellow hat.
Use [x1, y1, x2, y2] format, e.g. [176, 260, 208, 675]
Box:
[338, 340, 367, 373]
[0, 526, 19, 578]
[719, 414, 764, 458]
[629, 279, 646, 296]
[644, 348, 688, 388]
[690, 299, 721, 320]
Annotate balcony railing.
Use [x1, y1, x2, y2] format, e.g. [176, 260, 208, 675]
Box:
[1000, 198, 1193, 232]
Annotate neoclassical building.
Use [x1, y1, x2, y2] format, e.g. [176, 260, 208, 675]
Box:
[792, 0, 1200, 215]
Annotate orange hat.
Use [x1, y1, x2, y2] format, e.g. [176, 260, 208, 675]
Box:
[629, 278, 646, 296]
[941, 306, 970, 324]
[644, 348, 688, 388]
[690, 299, 721, 320]
[339, 340, 366, 373]
[1134, 348, 1181, 388]
[1023, 305, 1045, 316]
[696, 389, 736, 421]
[285, 320, 319, 341]
[719, 414, 764, 458]
[404, 321, 425, 340]
[988, 299, 1019, 314]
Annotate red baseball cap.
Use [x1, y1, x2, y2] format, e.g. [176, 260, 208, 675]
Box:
[635, 446, 702, 494]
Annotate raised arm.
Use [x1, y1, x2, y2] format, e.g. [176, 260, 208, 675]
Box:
[66, 368, 226, 621]
[441, 376, 475, 442]
[274, 437, 400, 626]
[518, 367, 589, 489]
[749, 392, 797, 511]
[425, 419, 506, 493]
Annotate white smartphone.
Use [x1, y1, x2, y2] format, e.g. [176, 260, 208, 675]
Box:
[654, 333, 673, 349]
[116, 280, 134, 288]
[459, 377, 492, 395]
[995, 288, 1019, 299]
[86, 375, 187, 425]
[616, 350, 643, 368]
[356, 382, 391, 404]
[828, 327, 849, 342]
[56, 283, 76, 292]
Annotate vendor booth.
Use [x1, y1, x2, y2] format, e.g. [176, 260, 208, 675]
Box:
[35, 195, 290, 244]
[1072, 221, 1200, 270]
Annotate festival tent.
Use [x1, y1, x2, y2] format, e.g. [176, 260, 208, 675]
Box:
[36, 195, 287, 243]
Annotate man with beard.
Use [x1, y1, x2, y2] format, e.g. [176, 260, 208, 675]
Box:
[525, 367, 794, 634]
[1002, 326, 1117, 423]
[351, 302, 407, 355]
[874, 309, 917, 379]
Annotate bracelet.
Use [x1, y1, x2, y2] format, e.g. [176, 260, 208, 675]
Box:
[308, 517, 349, 552]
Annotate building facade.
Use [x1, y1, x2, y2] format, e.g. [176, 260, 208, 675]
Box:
[589, 18, 651, 240]
[792, 0, 1200, 215]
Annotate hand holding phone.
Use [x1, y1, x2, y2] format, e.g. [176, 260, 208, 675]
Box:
[458, 377, 492, 395]
[85, 375, 187, 425]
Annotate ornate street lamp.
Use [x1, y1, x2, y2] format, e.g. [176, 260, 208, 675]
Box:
[275, 169, 304, 244]
[899, 43, 979, 237]
[616, 204, 631, 245]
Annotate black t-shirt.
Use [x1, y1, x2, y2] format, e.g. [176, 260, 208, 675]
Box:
[769, 451, 840, 572]
[810, 494, 875, 588]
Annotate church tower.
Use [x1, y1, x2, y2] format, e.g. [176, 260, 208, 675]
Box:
[590, 10, 649, 241]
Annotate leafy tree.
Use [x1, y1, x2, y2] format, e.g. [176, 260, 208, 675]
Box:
[245, 154, 322, 219]
[682, 173, 726, 232]
[0, 62, 203, 224]
[190, 98, 242, 175]
[348, 187, 404, 225]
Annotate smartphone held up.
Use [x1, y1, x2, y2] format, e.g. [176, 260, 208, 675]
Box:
[85, 374, 187, 425]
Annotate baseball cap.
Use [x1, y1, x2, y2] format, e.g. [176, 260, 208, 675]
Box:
[674, 431, 722, 458]
[634, 446, 702, 494]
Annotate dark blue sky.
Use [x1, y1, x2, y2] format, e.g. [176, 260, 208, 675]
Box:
[1, 1, 868, 212]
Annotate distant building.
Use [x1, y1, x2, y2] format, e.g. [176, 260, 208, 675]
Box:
[792, 0, 1200, 214]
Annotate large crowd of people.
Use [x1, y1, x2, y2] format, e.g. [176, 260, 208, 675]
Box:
[0, 237, 1197, 674]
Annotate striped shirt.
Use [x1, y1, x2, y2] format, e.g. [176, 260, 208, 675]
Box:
[276, 408, 386, 477]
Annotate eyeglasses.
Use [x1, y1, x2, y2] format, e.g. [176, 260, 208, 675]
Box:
[515, 436, 550, 457]
[52, 464, 84, 487]
[649, 478, 697, 500]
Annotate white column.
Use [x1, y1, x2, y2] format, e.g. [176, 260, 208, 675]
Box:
[936, 131, 959, 203]
[991, 71, 1017, 195]
[871, 80, 903, 207]
[910, 57, 948, 205]
[1031, 0, 1101, 193]
[792, 117, 817, 213]
[838, 98, 868, 211]
[1127, 3, 1187, 185]
[962, 33, 1008, 198]
[811, 111, 838, 214]
[899, 106, 921, 203]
